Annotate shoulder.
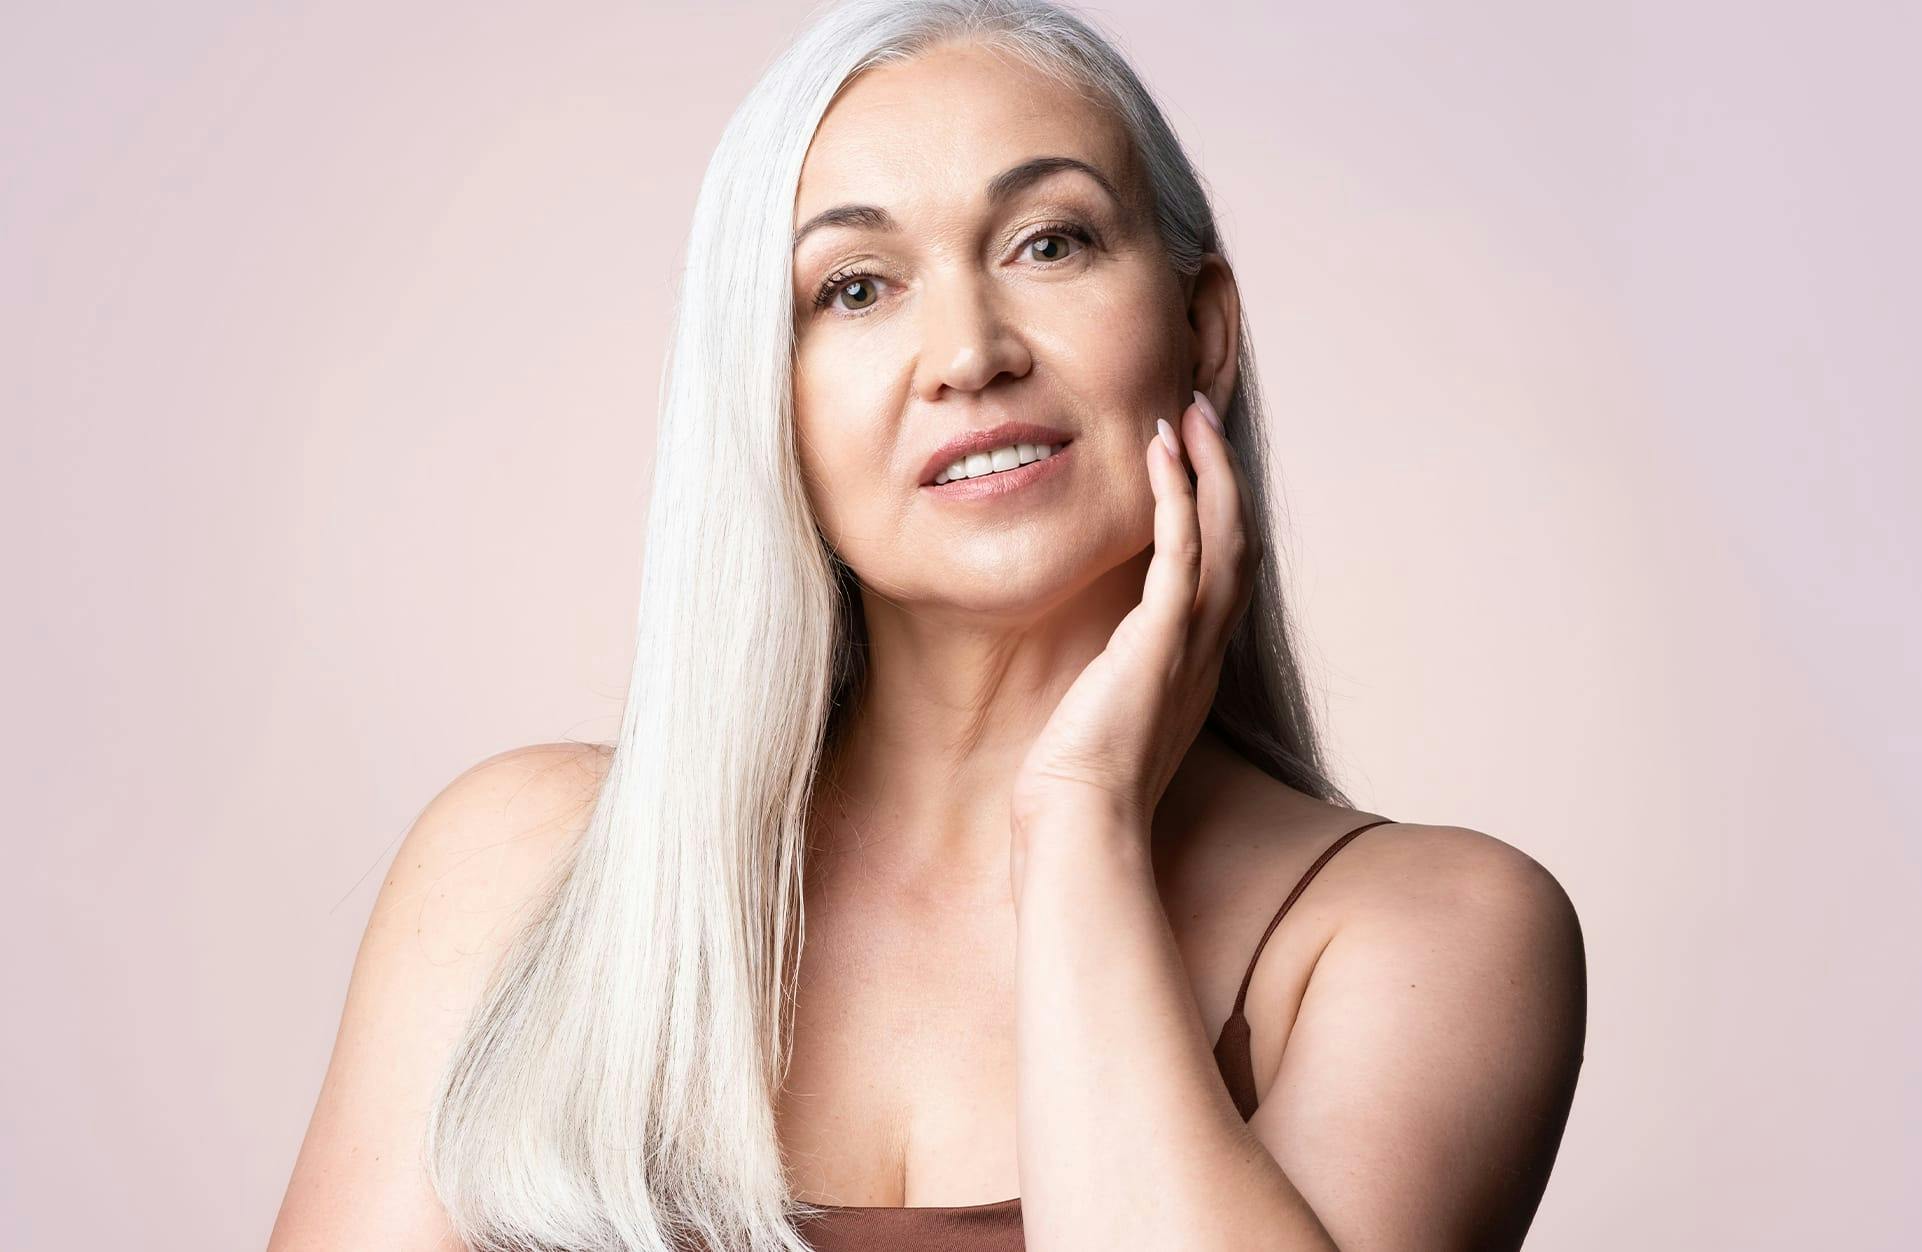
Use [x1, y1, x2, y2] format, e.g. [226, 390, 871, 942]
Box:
[267, 740, 611, 1251]
[1282, 817, 1586, 1064]
[422, 737, 613, 828]
[1338, 820, 1582, 943]
[377, 740, 611, 956]
[1251, 821, 1587, 1248]
[402, 739, 611, 875]
[1211, 785, 1582, 973]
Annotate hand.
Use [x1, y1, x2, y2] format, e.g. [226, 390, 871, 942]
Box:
[1010, 388, 1263, 843]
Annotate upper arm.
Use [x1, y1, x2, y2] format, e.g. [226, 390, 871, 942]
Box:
[1248, 825, 1588, 1252]
[266, 741, 608, 1252]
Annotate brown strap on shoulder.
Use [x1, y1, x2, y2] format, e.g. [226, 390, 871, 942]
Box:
[1229, 816, 1398, 1015]
[1211, 816, 1397, 1121]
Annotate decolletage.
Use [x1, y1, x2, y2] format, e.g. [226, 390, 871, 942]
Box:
[790, 817, 1398, 1252]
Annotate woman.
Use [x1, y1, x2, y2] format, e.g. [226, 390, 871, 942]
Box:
[269, 2, 1586, 1250]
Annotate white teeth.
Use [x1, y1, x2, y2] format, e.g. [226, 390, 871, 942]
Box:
[933, 442, 1065, 484]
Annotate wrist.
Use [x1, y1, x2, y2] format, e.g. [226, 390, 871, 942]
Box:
[1010, 803, 1153, 891]
[1011, 785, 1145, 842]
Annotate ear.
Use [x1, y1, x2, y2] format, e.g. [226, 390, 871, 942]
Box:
[1185, 254, 1242, 419]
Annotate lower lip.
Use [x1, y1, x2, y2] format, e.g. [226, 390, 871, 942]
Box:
[922, 442, 1074, 501]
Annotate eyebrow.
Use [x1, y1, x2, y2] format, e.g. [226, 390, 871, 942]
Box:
[791, 155, 1124, 252]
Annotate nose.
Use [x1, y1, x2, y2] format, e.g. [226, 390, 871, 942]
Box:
[911, 266, 1032, 401]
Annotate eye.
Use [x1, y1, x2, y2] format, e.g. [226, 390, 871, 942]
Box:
[1018, 221, 1095, 264]
[814, 271, 880, 314]
[834, 278, 880, 311]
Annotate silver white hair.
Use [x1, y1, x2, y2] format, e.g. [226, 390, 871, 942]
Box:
[423, 2, 1350, 1248]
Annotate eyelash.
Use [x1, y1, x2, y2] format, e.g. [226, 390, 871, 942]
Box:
[809, 220, 1098, 317]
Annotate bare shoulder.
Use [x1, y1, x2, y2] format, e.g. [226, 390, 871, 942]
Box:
[1313, 817, 1588, 1060]
[267, 740, 612, 1252]
[1254, 816, 1588, 1250]
[380, 740, 612, 947]
[1304, 816, 1588, 1065]
[1175, 745, 1587, 1246]
[1328, 817, 1582, 938]
[1187, 753, 1580, 986]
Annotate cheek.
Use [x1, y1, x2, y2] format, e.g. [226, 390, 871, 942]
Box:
[792, 358, 894, 543]
[793, 330, 895, 426]
[1036, 271, 1185, 393]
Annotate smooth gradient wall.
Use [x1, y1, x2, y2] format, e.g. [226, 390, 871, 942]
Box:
[4, 2, 1916, 1248]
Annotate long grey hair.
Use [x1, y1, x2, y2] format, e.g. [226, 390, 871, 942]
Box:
[423, 1, 1351, 1248]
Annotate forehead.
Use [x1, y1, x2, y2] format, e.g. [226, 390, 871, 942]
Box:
[794, 42, 1136, 225]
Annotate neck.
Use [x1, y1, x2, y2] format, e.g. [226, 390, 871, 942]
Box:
[808, 547, 1223, 889]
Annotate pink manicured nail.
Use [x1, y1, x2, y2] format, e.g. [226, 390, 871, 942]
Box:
[1157, 417, 1180, 458]
[1193, 389, 1224, 435]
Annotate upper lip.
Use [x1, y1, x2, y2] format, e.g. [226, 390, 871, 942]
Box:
[917, 420, 1074, 485]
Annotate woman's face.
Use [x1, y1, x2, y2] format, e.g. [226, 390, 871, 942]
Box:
[791, 41, 1216, 620]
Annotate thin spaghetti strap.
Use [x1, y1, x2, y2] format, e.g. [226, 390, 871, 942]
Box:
[1229, 816, 1399, 1016]
[1210, 816, 1398, 1122]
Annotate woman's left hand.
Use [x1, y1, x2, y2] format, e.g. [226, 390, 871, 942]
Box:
[1010, 389, 1264, 850]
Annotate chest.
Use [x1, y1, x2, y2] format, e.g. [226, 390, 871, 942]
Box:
[777, 879, 1024, 1205]
[774, 833, 1327, 1207]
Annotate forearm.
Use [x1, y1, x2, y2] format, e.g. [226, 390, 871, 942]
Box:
[1012, 814, 1338, 1252]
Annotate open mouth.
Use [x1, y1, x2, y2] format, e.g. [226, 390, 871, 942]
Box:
[931, 439, 1070, 485]
[923, 439, 1074, 499]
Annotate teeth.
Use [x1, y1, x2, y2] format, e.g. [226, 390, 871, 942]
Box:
[934, 442, 1064, 484]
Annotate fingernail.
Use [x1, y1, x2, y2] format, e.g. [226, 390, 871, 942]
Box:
[1193, 389, 1224, 435]
[1157, 417, 1180, 458]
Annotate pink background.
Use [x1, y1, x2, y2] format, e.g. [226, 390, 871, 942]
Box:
[5, 2, 1916, 1247]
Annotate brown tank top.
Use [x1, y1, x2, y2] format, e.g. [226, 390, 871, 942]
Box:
[791, 816, 1398, 1252]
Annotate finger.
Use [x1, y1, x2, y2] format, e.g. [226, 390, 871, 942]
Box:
[1181, 392, 1262, 652]
[1140, 410, 1203, 653]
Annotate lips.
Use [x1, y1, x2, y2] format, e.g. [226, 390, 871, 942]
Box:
[924, 439, 1074, 501]
[916, 420, 1074, 486]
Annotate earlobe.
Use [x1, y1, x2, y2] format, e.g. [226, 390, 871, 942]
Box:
[1185, 253, 1242, 414]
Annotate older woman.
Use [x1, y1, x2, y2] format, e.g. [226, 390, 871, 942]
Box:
[269, 3, 1586, 1250]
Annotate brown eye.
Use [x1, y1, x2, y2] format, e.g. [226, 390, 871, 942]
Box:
[836, 278, 877, 310]
[1027, 233, 1080, 263]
